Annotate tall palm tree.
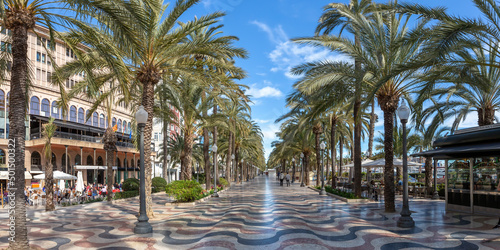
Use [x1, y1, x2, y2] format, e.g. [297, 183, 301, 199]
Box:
[0, 0, 62, 247]
[43, 118, 56, 212]
[313, 0, 378, 197]
[61, 0, 246, 217]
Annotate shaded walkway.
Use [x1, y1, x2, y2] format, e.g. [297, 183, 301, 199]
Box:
[1, 175, 499, 249]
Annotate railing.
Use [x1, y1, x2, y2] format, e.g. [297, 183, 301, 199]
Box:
[30, 131, 134, 148]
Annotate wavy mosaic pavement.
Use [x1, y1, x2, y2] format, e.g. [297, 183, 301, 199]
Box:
[1, 176, 500, 249]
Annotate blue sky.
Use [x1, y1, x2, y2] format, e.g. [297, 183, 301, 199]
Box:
[183, 0, 484, 159]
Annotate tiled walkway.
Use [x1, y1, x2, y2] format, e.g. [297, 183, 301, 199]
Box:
[1, 176, 500, 249]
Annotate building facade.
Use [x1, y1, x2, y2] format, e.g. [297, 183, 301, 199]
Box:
[0, 26, 141, 188]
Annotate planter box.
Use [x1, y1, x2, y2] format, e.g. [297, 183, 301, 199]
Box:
[307, 186, 372, 203]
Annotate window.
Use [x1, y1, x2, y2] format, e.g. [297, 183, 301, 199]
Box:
[70, 80, 74, 88]
[30, 96, 40, 115]
[100, 114, 105, 128]
[66, 79, 70, 88]
[51, 101, 59, 119]
[128, 122, 131, 134]
[118, 119, 122, 132]
[93, 112, 98, 127]
[1, 42, 11, 53]
[41, 99, 50, 117]
[41, 53, 46, 63]
[112, 117, 116, 127]
[36, 52, 41, 62]
[36, 69, 41, 80]
[71, 50, 74, 58]
[78, 108, 84, 123]
[31, 151, 41, 167]
[47, 72, 51, 83]
[70, 105, 77, 122]
[86, 110, 91, 125]
[42, 70, 46, 81]
[123, 121, 127, 134]
[154, 132, 159, 141]
[37, 38, 41, 46]
[66, 48, 70, 57]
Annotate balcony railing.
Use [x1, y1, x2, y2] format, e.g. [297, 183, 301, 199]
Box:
[30, 131, 134, 148]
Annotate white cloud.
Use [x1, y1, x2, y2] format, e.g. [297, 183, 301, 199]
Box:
[247, 86, 283, 98]
[251, 21, 350, 79]
[254, 119, 271, 124]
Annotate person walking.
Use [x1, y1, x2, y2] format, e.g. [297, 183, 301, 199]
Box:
[280, 172, 284, 186]
[286, 172, 291, 186]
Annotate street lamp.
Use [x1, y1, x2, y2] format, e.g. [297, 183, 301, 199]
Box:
[292, 158, 295, 183]
[134, 105, 152, 234]
[397, 102, 415, 228]
[300, 152, 305, 187]
[212, 144, 219, 197]
[320, 142, 326, 195]
[166, 154, 171, 184]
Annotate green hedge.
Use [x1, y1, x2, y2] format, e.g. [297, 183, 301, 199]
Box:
[113, 190, 139, 200]
[316, 186, 365, 199]
[218, 177, 229, 187]
[123, 178, 140, 191]
[165, 180, 204, 202]
[152, 177, 167, 193]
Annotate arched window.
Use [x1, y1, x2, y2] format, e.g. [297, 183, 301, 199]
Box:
[51, 101, 59, 119]
[30, 96, 40, 115]
[78, 108, 84, 123]
[100, 114, 105, 128]
[31, 151, 41, 166]
[51, 153, 57, 168]
[112, 117, 116, 127]
[41, 99, 50, 117]
[6, 91, 9, 114]
[86, 155, 93, 165]
[86, 110, 91, 125]
[97, 156, 103, 165]
[130, 159, 134, 168]
[128, 122, 131, 134]
[116, 157, 121, 168]
[117, 119, 122, 132]
[70, 105, 77, 122]
[75, 154, 81, 165]
[123, 121, 127, 134]
[0, 149, 4, 165]
[93, 112, 98, 127]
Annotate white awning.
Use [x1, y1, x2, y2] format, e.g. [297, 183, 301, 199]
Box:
[75, 165, 118, 170]
[0, 171, 32, 180]
[33, 171, 77, 180]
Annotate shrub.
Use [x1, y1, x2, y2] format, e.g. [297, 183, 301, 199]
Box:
[123, 178, 140, 191]
[193, 173, 206, 184]
[218, 177, 229, 187]
[114, 190, 139, 200]
[165, 180, 204, 202]
[152, 177, 167, 193]
[317, 186, 365, 199]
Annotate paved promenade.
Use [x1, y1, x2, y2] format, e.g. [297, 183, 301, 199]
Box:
[1, 176, 500, 249]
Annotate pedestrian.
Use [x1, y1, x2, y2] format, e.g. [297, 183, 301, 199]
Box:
[280, 172, 284, 186]
[286, 172, 291, 186]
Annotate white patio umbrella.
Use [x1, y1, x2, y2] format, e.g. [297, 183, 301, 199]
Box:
[344, 159, 374, 168]
[33, 171, 77, 180]
[75, 171, 84, 193]
[363, 158, 421, 168]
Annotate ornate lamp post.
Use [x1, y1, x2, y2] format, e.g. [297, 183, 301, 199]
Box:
[166, 154, 171, 184]
[300, 153, 305, 187]
[397, 102, 415, 228]
[212, 144, 219, 197]
[133, 105, 152, 234]
[320, 142, 326, 195]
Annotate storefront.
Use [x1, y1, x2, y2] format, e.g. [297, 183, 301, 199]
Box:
[416, 124, 500, 215]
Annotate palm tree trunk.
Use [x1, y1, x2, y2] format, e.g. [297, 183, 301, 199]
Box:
[314, 131, 321, 187]
[203, 128, 210, 189]
[424, 157, 432, 196]
[213, 106, 218, 185]
[182, 131, 194, 180]
[353, 34, 363, 198]
[368, 100, 376, 158]
[339, 136, 343, 186]
[163, 119, 169, 182]
[331, 116, 337, 188]
[235, 147, 239, 183]
[45, 162, 55, 211]
[106, 150, 113, 201]
[478, 107, 495, 126]
[141, 81, 155, 218]
[383, 109, 396, 212]
[304, 154, 310, 186]
[9, 24, 29, 249]
[226, 132, 232, 186]
[292, 158, 296, 183]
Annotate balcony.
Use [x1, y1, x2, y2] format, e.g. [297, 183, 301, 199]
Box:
[30, 131, 134, 148]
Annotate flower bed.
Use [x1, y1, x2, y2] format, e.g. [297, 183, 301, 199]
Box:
[315, 186, 366, 199]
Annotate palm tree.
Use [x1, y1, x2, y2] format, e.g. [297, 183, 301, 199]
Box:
[42, 118, 56, 212]
[61, 0, 246, 217]
[313, 0, 378, 197]
[0, 0, 62, 247]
